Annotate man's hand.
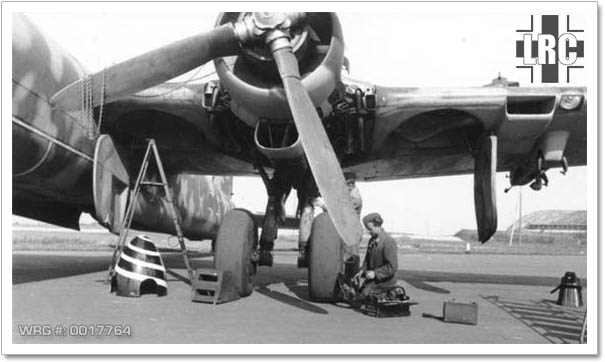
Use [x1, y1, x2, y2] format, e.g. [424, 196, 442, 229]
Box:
[353, 270, 364, 279]
[366, 270, 376, 280]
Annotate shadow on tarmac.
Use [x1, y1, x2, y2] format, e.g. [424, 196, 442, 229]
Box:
[256, 285, 328, 315]
[405, 280, 451, 294]
[14, 253, 566, 288]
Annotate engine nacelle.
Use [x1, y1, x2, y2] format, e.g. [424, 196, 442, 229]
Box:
[214, 12, 344, 126]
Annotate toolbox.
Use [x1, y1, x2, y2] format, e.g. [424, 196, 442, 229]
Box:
[361, 300, 414, 318]
[357, 284, 416, 318]
[442, 300, 478, 325]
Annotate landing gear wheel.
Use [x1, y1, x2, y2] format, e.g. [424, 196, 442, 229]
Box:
[214, 209, 258, 297]
[308, 213, 343, 302]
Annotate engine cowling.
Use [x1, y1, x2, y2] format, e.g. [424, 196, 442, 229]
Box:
[214, 12, 344, 128]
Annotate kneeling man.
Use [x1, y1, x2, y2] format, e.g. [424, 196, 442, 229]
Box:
[358, 212, 398, 295]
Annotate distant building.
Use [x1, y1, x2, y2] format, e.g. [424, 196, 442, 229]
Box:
[525, 223, 587, 233]
[506, 210, 587, 235]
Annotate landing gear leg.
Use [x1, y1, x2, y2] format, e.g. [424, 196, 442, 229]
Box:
[258, 192, 278, 267]
[257, 170, 290, 267]
[296, 171, 324, 269]
[297, 204, 314, 268]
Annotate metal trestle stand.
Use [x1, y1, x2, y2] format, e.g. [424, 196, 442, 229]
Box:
[106, 139, 194, 285]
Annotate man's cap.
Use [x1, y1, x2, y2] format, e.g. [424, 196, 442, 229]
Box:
[363, 212, 383, 227]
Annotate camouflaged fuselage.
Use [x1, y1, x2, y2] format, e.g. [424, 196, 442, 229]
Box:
[12, 14, 233, 238]
[130, 174, 234, 239]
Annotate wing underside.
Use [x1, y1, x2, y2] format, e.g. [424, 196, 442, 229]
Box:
[100, 81, 586, 185]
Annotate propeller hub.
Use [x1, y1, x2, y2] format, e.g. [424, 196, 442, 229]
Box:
[251, 12, 287, 30]
[249, 12, 306, 34]
[214, 13, 344, 123]
[233, 12, 308, 63]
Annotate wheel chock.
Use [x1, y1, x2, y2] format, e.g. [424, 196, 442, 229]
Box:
[190, 268, 240, 304]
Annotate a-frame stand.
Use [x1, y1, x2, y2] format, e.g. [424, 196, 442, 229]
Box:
[106, 139, 194, 284]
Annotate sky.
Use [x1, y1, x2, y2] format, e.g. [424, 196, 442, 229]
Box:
[14, 4, 592, 235]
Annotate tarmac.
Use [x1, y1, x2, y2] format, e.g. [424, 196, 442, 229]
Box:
[11, 248, 587, 345]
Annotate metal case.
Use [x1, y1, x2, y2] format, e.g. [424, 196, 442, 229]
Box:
[443, 300, 478, 325]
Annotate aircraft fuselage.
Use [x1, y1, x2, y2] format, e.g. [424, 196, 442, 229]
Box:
[12, 14, 232, 238]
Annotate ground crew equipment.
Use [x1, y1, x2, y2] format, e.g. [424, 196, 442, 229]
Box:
[106, 139, 194, 286]
[107, 139, 247, 304]
[190, 269, 240, 304]
[442, 300, 478, 325]
[339, 273, 415, 317]
[111, 235, 167, 297]
[359, 284, 413, 318]
[551, 271, 583, 307]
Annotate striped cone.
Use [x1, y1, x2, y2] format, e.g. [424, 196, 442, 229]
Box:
[111, 235, 167, 297]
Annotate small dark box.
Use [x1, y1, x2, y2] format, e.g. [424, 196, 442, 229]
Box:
[443, 300, 478, 325]
[361, 301, 412, 318]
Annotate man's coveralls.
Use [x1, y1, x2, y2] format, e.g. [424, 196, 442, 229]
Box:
[361, 229, 398, 295]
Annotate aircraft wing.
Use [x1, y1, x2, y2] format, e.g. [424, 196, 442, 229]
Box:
[99, 78, 587, 185]
[341, 80, 587, 183]
[98, 81, 259, 177]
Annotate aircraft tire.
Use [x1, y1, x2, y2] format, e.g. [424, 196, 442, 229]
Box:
[308, 212, 343, 302]
[214, 209, 258, 297]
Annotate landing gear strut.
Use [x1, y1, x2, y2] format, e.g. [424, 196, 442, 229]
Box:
[296, 195, 326, 268]
[297, 203, 313, 268]
[255, 160, 291, 267]
[296, 170, 326, 268]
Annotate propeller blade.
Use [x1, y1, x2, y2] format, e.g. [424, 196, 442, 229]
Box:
[51, 23, 241, 111]
[273, 45, 362, 247]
